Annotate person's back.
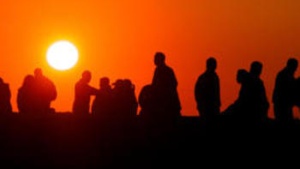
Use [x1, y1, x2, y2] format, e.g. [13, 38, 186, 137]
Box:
[91, 77, 113, 118]
[0, 78, 12, 114]
[17, 75, 36, 114]
[139, 84, 157, 120]
[33, 68, 57, 114]
[272, 58, 298, 122]
[195, 57, 221, 121]
[73, 71, 98, 115]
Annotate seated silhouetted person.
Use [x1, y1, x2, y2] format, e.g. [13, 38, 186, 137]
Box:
[0, 78, 12, 115]
[17, 75, 36, 114]
[223, 69, 250, 120]
[151, 52, 181, 123]
[248, 61, 269, 121]
[73, 70, 98, 115]
[33, 68, 57, 114]
[272, 58, 298, 123]
[91, 77, 113, 119]
[194, 57, 221, 122]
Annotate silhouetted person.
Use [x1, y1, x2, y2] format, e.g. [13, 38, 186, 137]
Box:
[151, 52, 181, 128]
[0, 78, 12, 114]
[223, 69, 250, 119]
[122, 79, 138, 119]
[138, 84, 161, 137]
[138, 84, 157, 121]
[73, 70, 98, 115]
[91, 77, 113, 119]
[111, 79, 124, 120]
[273, 58, 298, 122]
[111, 79, 138, 122]
[17, 75, 36, 114]
[194, 57, 221, 122]
[248, 61, 269, 121]
[296, 77, 300, 108]
[33, 68, 57, 114]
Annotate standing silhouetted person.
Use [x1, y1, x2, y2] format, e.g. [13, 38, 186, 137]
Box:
[194, 57, 221, 122]
[73, 70, 98, 115]
[33, 68, 57, 114]
[273, 58, 298, 122]
[17, 75, 36, 114]
[0, 78, 12, 114]
[248, 61, 269, 121]
[151, 52, 181, 124]
[91, 77, 113, 119]
[122, 79, 138, 119]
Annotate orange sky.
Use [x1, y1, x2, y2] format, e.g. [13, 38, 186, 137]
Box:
[0, 0, 299, 117]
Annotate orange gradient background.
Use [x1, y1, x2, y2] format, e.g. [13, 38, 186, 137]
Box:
[0, 0, 299, 118]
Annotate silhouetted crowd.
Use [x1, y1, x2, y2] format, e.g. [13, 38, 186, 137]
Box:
[0, 52, 299, 125]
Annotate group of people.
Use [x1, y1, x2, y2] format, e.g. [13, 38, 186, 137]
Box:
[72, 52, 181, 125]
[72, 70, 138, 122]
[15, 68, 56, 115]
[0, 52, 298, 125]
[195, 57, 299, 123]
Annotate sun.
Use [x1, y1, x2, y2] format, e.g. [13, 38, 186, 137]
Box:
[46, 40, 79, 71]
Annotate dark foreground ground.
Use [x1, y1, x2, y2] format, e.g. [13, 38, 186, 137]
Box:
[0, 113, 300, 168]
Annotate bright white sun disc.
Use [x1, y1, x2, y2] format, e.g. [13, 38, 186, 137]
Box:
[47, 41, 78, 70]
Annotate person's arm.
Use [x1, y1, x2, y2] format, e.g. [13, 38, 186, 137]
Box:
[88, 85, 99, 95]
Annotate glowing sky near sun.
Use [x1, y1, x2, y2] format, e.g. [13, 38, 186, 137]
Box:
[0, 0, 299, 117]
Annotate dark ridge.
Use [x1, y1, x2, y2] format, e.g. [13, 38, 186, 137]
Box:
[0, 113, 299, 168]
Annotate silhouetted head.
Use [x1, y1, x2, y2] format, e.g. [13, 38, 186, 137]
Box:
[100, 77, 110, 88]
[22, 75, 35, 87]
[237, 69, 248, 84]
[250, 61, 263, 77]
[154, 52, 166, 67]
[34, 68, 43, 78]
[0, 78, 3, 84]
[286, 58, 298, 74]
[113, 79, 124, 88]
[123, 79, 134, 90]
[206, 57, 217, 72]
[81, 70, 92, 83]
